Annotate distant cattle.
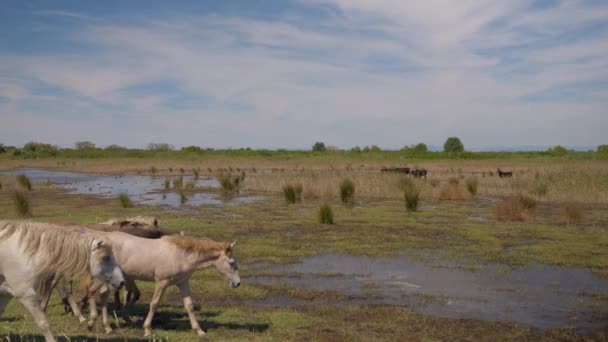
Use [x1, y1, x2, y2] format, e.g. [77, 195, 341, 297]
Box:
[381, 167, 410, 174]
[497, 168, 513, 178]
[410, 169, 428, 180]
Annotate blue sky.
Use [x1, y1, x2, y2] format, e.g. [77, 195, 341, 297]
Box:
[1, 0, 607, 150]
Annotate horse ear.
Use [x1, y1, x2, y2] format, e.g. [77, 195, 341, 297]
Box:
[153, 217, 159, 227]
[92, 239, 104, 250]
[227, 240, 236, 252]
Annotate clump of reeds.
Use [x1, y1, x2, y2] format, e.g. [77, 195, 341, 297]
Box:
[404, 183, 420, 212]
[164, 178, 170, 190]
[283, 184, 303, 204]
[16, 174, 32, 191]
[339, 179, 355, 205]
[0, 181, 3, 190]
[218, 172, 245, 193]
[448, 177, 459, 185]
[396, 176, 414, 191]
[493, 194, 536, 221]
[149, 166, 157, 175]
[179, 189, 188, 205]
[173, 176, 184, 189]
[436, 185, 466, 200]
[193, 169, 200, 180]
[465, 177, 479, 196]
[531, 182, 549, 198]
[429, 179, 440, 188]
[14, 191, 31, 217]
[558, 202, 585, 224]
[318, 203, 334, 224]
[185, 180, 196, 191]
[118, 192, 133, 208]
[179, 168, 185, 174]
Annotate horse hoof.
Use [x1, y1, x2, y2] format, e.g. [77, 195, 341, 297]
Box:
[78, 317, 86, 324]
[143, 330, 152, 337]
[105, 327, 113, 334]
[195, 329, 206, 336]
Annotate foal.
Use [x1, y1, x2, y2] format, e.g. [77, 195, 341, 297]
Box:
[84, 232, 240, 337]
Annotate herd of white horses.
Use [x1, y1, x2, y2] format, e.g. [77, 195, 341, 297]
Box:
[0, 217, 240, 341]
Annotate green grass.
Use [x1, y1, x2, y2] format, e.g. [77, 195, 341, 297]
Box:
[118, 192, 133, 208]
[16, 174, 32, 190]
[13, 190, 31, 216]
[0, 171, 606, 341]
[339, 178, 355, 205]
[318, 203, 334, 224]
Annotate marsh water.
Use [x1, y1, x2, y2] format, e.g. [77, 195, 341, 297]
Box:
[0, 168, 260, 207]
[250, 254, 608, 332]
[2, 168, 607, 331]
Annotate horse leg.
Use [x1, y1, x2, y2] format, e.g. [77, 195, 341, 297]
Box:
[56, 280, 86, 323]
[178, 280, 205, 336]
[87, 293, 99, 331]
[0, 295, 12, 316]
[143, 280, 169, 337]
[114, 287, 122, 311]
[99, 290, 113, 334]
[18, 292, 56, 342]
[128, 281, 141, 305]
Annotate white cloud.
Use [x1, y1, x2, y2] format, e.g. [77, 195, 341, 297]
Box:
[1, 1, 607, 149]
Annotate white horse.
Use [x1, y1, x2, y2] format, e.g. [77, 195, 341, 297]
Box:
[82, 232, 240, 337]
[0, 220, 124, 342]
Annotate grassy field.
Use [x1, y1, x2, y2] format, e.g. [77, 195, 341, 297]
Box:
[0, 155, 607, 341]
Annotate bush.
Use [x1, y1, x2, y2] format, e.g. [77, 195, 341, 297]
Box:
[443, 137, 464, 152]
[448, 177, 459, 185]
[547, 145, 568, 155]
[14, 191, 31, 217]
[598, 144, 608, 153]
[429, 179, 440, 188]
[23, 141, 58, 156]
[193, 169, 200, 179]
[404, 184, 420, 212]
[75, 141, 96, 150]
[465, 177, 479, 196]
[401, 143, 428, 152]
[559, 203, 584, 224]
[0, 181, 2, 190]
[147, 143, 173, 151]
[164, 178, 170, 190]
[339, 179, 355, 205]
[119, 193, 133, 208]
[149, 166, 158, 175]
[318, 203, 334, 224]
[16, 174, 32, 191]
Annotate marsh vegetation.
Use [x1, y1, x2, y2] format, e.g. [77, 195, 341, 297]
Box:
[0, 152, 607, 340]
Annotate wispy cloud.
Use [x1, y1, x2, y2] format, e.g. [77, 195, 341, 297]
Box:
[1, 1, 607, 149]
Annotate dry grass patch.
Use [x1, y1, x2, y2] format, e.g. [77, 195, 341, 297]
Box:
[558, 202, 585, 224]
[493, 194, 536, 221]
[435, 185, 467, 200]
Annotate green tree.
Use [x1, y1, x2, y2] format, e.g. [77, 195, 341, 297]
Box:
[597, 144, 608, 153]
[75, 141, 96, 150]
[443, 137, 464, 152]
[312, 142, 326, 152]
[402, 143, 428, 152]
[147, 143, 173, 151]
[547, 145, 568, 155]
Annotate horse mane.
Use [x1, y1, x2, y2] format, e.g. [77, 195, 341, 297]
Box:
[0, 220, 95, 277]
[164, 235, 226, 259]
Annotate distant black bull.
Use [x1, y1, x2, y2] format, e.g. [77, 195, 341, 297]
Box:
[497, 168, 513, 178]
[410, 169, 428, 180]
[381, 167, 410, 174]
